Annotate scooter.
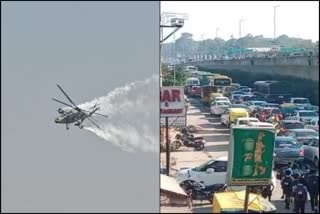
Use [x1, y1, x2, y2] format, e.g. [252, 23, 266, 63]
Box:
[181, 180, 228, 203]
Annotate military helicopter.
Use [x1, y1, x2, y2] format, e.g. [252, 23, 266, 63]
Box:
[52, 84, 108, 131]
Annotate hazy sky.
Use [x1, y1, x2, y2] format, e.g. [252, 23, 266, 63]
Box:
[161, 1, 319, 42]
[2, 1, 159, 212]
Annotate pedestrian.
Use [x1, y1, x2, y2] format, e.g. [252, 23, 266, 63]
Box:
[261, 183, 274, 202]
[292, 173, 301, 212]
[306, 169, 319, 212]
[292, 177, 308, 213]
[281, 169, 294, 209]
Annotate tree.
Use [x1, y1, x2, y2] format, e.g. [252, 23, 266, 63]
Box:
[162, 64, 187, 86]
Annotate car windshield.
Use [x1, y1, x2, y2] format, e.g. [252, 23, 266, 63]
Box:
[216, 102, 230, 106]
[299, 111, 317, 117]
[296, 131, 318, 137]
[253, 102, 266, 106]
[284, 123, 304, 129]
[192, 160, 214, 172]
[293, 99, 310, 104]
[275, 140, 300, 148]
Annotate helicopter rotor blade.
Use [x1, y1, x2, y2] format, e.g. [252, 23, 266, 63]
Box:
[56, 84, 80, 110]
[52, 98, 75, 109]
[87, 117, 103, 131]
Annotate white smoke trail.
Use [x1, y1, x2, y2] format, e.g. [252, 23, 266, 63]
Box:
[78, 75, 159, 153]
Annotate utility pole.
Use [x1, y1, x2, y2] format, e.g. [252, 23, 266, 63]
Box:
[216, 27, 220, 58]
[239, 19, 245, 58]
[273, 5, 280, 46]
[201, 34, 205, 61]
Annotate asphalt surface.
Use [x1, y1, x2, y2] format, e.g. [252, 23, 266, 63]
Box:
[161, 97, 316, 213]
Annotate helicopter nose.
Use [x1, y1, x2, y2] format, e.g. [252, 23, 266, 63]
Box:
[55, 118, 60, 123]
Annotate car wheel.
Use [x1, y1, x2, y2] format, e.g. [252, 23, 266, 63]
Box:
[314, 157, 319, 168]
[208, 192, 214, 203]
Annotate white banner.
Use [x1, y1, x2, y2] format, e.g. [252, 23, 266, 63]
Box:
[161, 87, 185, 117]
[160, 116, 186, 127]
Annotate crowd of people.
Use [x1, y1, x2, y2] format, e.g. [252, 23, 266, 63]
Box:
[279, 162, 319, 213]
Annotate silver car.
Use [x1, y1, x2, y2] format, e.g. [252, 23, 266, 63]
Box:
[302, 136, 319, 168]
[287, 129, 319, 145]
[274, 136, 304, 166]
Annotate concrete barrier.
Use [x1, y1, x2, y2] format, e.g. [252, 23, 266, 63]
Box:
[185, 56, 319, 81]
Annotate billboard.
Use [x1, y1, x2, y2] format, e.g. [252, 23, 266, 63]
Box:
[160, 87, 185, 117]
[226, 127, 276, 186]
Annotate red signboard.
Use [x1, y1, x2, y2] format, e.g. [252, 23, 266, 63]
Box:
[161, 87, 185, 117]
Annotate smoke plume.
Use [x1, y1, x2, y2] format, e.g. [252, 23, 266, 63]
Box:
[77, 75, 159, 153]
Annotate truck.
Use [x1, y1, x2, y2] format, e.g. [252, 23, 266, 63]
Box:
[201, 85, 218, 105]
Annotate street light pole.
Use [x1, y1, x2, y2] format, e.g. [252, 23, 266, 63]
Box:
[216, 27, 219, 58]
[273, 5, 280, 46]
[173, 32, 176, 86]
[201, 34, 205, 61]
[239, 19, 245, 58]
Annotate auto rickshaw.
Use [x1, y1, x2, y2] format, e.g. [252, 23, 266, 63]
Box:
[280, 103, 299, 118]
[212, 190, 277, 213]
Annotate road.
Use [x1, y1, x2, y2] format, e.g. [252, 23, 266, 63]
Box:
[161, 97, 315, 213]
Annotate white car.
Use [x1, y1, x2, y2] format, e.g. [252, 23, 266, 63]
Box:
[232, 117, 260, 127]
[210, 100, 231, 116]
[292, 110, 318, 124]
[212, 96, 230, 103]
[247, 122, 276, 128]
[174, 156, 276, 188]
[304, 119, 319, 132]
[302, 136, 319, 167]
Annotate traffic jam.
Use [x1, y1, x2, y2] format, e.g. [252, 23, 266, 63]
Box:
[160, 67, 319, 213]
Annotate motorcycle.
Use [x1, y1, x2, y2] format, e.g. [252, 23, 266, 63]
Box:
[171, 136, 206, 151]
[180, 180, 228, 203]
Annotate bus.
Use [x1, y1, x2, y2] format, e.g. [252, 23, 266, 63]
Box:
[253, 81, 293, 103]
[209, 75, 232, 94]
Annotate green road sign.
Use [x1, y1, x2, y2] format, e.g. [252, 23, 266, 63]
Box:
[226, 127, 276, 186]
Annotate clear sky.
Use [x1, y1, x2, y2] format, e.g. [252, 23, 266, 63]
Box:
[2, 1, 159, 212]
[161, 1, 319, 42]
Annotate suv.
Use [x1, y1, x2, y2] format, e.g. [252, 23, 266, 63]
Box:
[174, 156, 276, 189]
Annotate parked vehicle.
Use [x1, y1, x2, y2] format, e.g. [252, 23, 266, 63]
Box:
[302, 136, 319, 167]
[221, 108, 249, 128]
[174, 156, 277, 190]
[273, 136, 304, 167]
[180, 180, 227, 203]
[287, 128, 319, 145]
[210, 100, 231, 117]
[173, 133, 206, 151]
